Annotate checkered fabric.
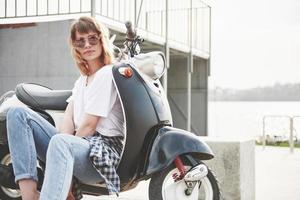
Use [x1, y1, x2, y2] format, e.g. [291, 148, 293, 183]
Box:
[85, 132, 124, 195]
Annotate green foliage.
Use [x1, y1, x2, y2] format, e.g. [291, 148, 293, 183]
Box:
[256, 141, 300, 148]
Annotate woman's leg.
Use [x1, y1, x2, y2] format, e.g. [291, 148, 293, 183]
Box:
[6, 106, 58, 199]
[18, 180, 40, 200]
[40, 134, 104, 200]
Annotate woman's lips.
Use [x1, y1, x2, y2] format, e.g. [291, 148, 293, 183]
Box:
[83, 50, 95, 55]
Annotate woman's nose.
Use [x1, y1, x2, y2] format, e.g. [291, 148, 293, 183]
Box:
[84, 40, 91, 48]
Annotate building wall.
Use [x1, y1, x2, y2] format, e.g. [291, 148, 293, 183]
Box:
[168, 58, 208, 136]
[0, 20, 79, 94]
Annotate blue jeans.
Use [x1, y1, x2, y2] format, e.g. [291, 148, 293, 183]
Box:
[7, 106, 104, 200]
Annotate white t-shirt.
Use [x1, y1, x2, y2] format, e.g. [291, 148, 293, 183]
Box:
[67, 65, 125, 137]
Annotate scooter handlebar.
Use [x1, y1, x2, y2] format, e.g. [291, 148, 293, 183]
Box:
[125, 21, 136, 40]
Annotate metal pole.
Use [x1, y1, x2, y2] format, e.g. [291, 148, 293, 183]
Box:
[161, 11, 163, 36]
[118, 0, 120, 20]
[47, 0, 49, 14]
[187, 55, 192, 132]
[37, 0, 41, 15]
[208, 6, 211, 76]
[57, 0, 60, 14]
[100, 0, 102, 15]
[107, 0, 109, 17]
[134, 0, 137, 27]
[15, 0, 17, 17]
[91, 0, 95, 17]
[163, 0, 169, 93]
[80, 0, 82, 13]
[5, 0, 7, 17]
[112, 0, 115, 19]
[136, 0, 144, 27]
[290, 117, 294, 153]
[187, 1, 193, 132]
[145, 11, 148, 31]
[262, 116, 266, 150]
[205, 5, 212, 135]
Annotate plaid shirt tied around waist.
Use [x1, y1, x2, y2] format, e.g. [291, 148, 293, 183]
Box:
[84, 132, 124, 195]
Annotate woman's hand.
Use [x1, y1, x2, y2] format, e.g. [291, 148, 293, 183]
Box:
[75, 114, 101, 137]
[66, 191, 75, 200]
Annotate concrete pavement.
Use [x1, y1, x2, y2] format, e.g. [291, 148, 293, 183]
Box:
[255, 146, 300, 200]
[83, 146, 300, 200]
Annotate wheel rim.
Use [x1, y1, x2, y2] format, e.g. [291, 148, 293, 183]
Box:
[162, 166, 214, 200]
[1, 154, 21, 198]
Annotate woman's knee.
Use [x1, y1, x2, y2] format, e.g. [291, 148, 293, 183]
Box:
[6, 106, 28, 121]
[48, 134, 73, 153]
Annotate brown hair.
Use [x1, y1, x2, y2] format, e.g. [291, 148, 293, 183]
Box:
[69, 16, 114, 75]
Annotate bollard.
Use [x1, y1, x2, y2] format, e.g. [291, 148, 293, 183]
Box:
[290, 117, 294, 153]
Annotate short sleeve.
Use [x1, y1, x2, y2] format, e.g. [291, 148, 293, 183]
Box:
[84, 66, 115, 117]
[66, 76, 81, 103]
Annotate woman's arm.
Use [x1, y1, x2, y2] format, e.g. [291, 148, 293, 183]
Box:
[75, 114, 101, 137]
[59, 101, 75, 134]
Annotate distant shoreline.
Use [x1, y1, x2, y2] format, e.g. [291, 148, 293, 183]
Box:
[209, 83, 300, 102]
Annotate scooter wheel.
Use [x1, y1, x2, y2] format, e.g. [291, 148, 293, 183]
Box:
[149, 159, 221, 200]
[0, 145, 21, 200]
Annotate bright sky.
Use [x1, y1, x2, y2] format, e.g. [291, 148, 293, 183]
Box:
[209, 0, 300, 89]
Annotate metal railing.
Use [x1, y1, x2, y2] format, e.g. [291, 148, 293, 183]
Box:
[262, 115, 300, 153]
[0, 0, 90, 19]
[94, 0, 210, 54]
[0, 0, 211, 56]
[143, 7, 210, 53]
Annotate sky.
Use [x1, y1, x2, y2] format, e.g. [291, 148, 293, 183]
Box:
[209, 0, 300, 89]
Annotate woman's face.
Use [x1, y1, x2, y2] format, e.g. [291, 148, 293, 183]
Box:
[74, 31, 102, 62]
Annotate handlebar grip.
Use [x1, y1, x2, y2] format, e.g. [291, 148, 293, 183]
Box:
[125, 21, 136, 39]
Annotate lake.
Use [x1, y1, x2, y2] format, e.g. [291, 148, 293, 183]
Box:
[208, 101, 300, 140]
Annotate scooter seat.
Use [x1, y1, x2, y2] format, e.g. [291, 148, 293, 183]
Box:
[15, 83, 71, 111]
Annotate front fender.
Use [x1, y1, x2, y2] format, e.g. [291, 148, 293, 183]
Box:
[146, 126, 214, 175]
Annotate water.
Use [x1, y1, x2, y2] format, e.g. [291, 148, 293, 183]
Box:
[208, 101, 300, 140]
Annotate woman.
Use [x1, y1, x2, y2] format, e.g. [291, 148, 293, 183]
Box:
[6, 16, 125, 200]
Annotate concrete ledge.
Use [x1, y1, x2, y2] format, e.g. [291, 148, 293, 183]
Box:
[199, 137, 255, 200]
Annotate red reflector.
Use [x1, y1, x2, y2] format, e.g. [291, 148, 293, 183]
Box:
[124, 67, 133, 78]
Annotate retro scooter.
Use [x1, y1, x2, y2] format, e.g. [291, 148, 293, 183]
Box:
[0, 21, 221, 200]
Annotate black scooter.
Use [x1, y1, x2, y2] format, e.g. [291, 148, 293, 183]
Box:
[0, 22, 221, 200]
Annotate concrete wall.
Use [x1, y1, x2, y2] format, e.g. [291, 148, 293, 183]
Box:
[202, 138, 256, 200]
[0, 20, 79, 94]
[168, 57, 208, 136]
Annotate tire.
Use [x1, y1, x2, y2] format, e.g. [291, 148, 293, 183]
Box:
[0, 145, 21, 200]
[149, 158, 221, 200]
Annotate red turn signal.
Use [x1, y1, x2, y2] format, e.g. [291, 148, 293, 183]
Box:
[124, 67, 133, 78]
[118, 66, 133, 78]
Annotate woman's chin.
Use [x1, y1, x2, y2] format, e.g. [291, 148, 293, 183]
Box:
[83, 55, 99, 61]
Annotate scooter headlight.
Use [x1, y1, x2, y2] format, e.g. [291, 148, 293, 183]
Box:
[152, 53, 165, 79]
[132, 51, 166, 80]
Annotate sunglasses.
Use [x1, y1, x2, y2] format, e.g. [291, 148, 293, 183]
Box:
[73, 34, 100, 49]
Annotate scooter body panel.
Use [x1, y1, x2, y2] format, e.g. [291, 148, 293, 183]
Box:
[112, 63, 172, 183]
